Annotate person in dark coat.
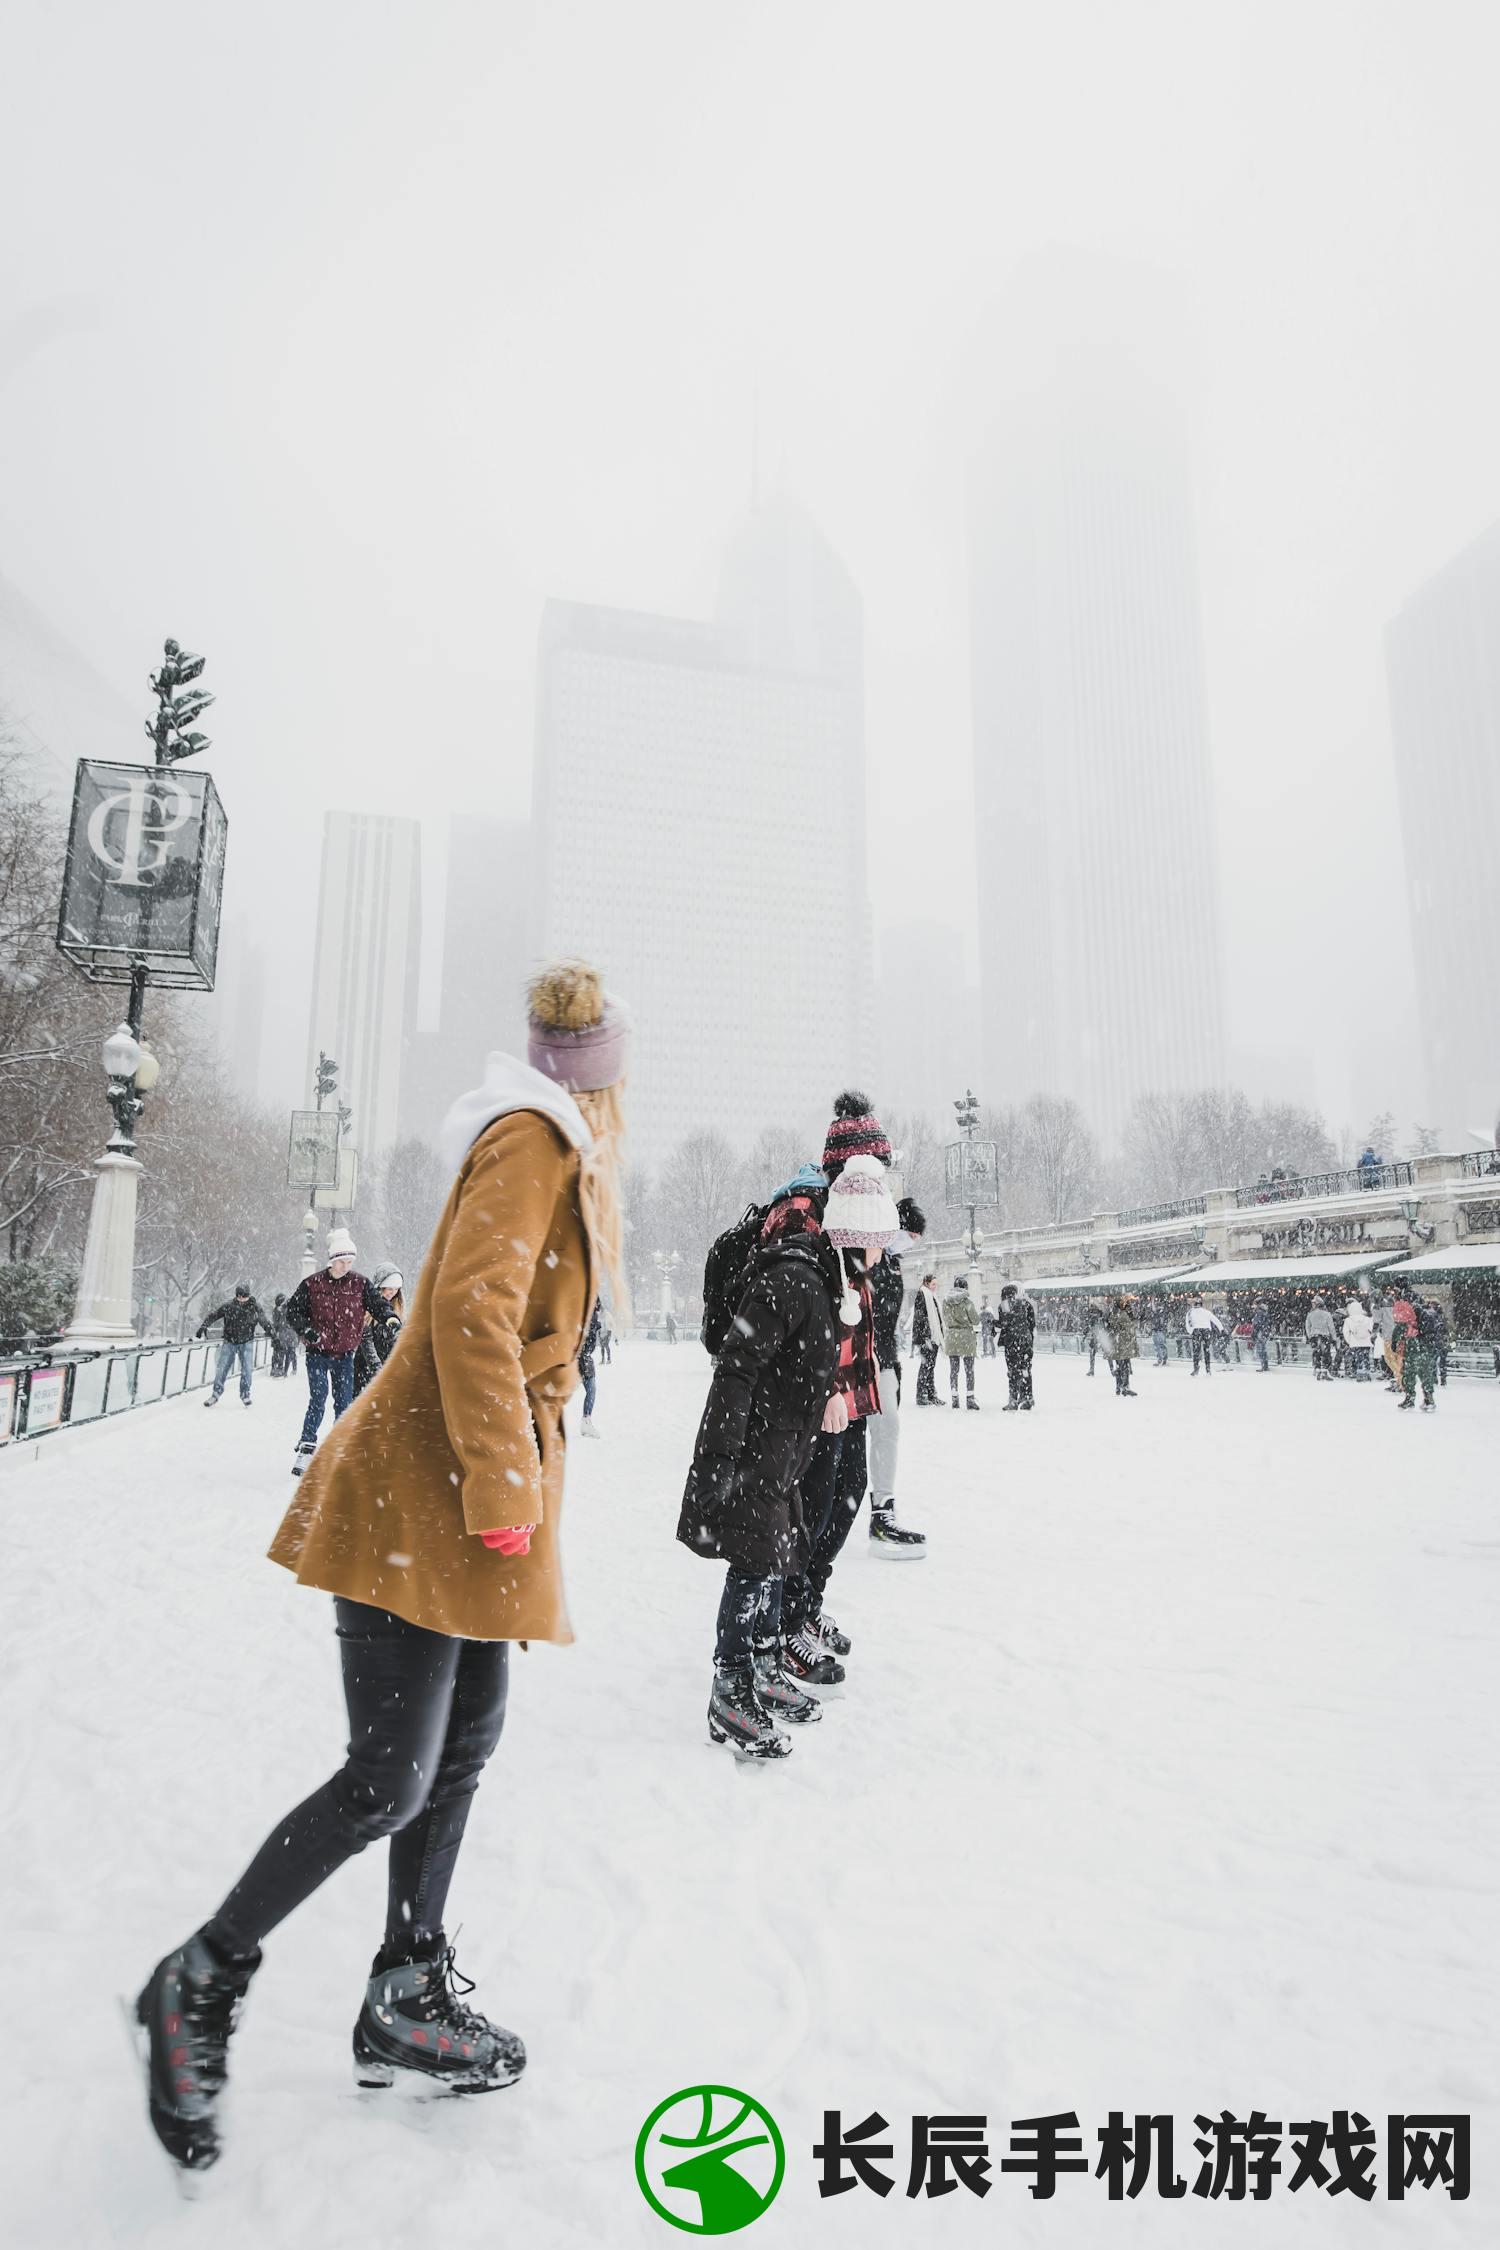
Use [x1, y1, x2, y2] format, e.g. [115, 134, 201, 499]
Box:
[198, 1284, 274, 1406]
[911, 1274, 944, 1403]
[864, 1196, 928, 1552]
[269, 1293, 300, 1379]
[284, 1230, 391, 1460]
[995, 1282, 1036, 1410]
[577, 1295, 604, 1435]
[677, 1189, 841, 1758]
[1107, 1297, 1140, 1396]
[1249, 1296, 1273, 1372]
[353, 1266, 405, 1398]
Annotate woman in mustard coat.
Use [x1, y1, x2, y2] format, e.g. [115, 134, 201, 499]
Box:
[132, 964, 629, 2175]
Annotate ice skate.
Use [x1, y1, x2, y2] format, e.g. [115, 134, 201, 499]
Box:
[353, 1942, 525, 2094]
[707, 1664, 792, 1759]
[752, 1644, 824, 1724]
[781, 1626, 846, 1688]
[869, 1506, 927, 1556]
[809, 1609, 852, 1656]
[290, 1440, 316, 1477]
[132, 1932, 260, 2177]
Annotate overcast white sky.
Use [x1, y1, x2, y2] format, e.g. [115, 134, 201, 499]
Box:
[3, 0, 1498, 1133]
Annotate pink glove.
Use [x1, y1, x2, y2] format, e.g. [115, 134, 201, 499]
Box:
[480, 1526, 534, 1556]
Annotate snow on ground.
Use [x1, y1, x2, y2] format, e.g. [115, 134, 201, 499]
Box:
[3, 1343, 1496, 2248]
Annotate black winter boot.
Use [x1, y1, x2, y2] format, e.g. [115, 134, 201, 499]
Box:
[133, 1931, 261, 2173]
[708, 1664, 792, 1758]
[353, 1940, 525, 2092]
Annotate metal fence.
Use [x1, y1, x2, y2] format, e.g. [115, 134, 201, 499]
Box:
[0, 1333, 274, 1446]
[1116, 1195, 1208, 1228]
[1234, 1161, 1416, 1209]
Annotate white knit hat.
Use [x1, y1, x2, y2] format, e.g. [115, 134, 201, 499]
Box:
[326, 1227, 357, 1260]
[822, 1154, 900, 1250]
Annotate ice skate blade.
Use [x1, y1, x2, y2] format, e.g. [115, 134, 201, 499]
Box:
[707, 1722, 792, 1762]
[351, 2045, 522, 2098]
[868, 1540, 928, 1559]
[118, 1995, 214, 2198]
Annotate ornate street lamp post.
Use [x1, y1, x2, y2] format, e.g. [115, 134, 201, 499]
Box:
[288, 1054, 344, 1277]
[59, 640, 226, 1344]
[946, 1086, 999, 1285]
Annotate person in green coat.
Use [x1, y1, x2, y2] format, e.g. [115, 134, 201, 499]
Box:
[1107, 1296, 1139, 1397]
[943, 1274, 982, 1409]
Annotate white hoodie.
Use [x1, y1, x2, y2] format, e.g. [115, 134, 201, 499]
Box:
[1343, 1306, 1375, 1349]
[438, 1051, 592, 1179]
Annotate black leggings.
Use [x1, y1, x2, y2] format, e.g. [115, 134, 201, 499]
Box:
[783, 1421, 868, 1633]
[202, 1599, 508, 1961]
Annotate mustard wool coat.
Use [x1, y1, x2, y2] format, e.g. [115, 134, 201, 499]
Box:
[268, 1110, 593, 1643]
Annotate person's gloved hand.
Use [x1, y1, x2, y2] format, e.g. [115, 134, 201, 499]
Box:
[690, 1452, 737, 1518]
[480, 1526, 534, 1556]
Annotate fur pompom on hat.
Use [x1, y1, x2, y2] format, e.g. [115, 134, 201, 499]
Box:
[821, 1089, 892, 1177]
[526, 960, 630, 1093]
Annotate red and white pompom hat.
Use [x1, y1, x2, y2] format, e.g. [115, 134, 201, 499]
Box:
[822, 1154, 901, 1323]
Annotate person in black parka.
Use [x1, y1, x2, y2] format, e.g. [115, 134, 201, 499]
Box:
[677, 1187, 841, 1759]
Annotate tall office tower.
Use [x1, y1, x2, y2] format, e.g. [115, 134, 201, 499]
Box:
[531, 502, 871, 1172]
[874, 920, 978, 1119]
[305, 811, 421, 1162]
[1386, 524, 1500, 1140]
[968, 257, 1224, 1149]
[399, 816, 531, 1143]
[215, 913, 267, 1099]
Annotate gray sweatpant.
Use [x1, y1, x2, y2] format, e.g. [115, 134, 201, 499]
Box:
[867, 1361, 900, 1505]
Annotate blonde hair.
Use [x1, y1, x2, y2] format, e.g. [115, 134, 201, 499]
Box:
[574, 1081, 630, 1324]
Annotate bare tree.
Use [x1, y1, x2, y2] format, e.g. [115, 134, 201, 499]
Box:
[737, 1123, 809, 1209]
[1017, 1094, 1100, 1225]
[656, 1128, 741, 1288]
[369, 1137, 451, 1291]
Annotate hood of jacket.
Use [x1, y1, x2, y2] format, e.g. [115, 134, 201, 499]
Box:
[438, 1050, 593, 1178]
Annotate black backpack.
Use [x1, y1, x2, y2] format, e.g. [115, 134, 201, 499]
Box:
[701, 1204, 766, 1356]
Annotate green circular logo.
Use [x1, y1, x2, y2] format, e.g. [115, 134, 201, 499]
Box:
[635, 2084, 785, 2234]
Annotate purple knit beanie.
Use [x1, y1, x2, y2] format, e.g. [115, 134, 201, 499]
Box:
[822, 1088, 892, 1178]
[526, 962, 631, 1093]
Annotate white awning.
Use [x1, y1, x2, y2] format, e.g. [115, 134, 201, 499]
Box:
[1026, 1263, 1203, 1294]
[1376, 1245, 1500, 1277]
[1162, 1251, 1393, 1289]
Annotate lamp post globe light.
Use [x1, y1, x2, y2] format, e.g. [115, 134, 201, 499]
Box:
[63, 1023, 163, 1345]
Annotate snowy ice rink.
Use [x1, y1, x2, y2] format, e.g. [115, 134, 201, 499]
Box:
[4, 1342, 1496, 2247]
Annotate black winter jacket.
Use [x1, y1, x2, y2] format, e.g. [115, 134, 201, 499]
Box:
[870, 1253, 905, 1370]
[995, 1295, 1036, 1354]
[197, 1296, 272, 1345]
[676, 1231, 841, 1579]
[354, 1303, 403, 1394]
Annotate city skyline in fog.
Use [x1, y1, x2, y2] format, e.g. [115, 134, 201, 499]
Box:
[4, 1, 1500, 1152]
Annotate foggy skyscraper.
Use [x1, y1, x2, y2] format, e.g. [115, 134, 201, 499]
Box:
[531, 502, 871, 1171]
[968, 260, 1224, 1149]
[1385, 524, 1500, 1141]
[305, 810, 422, 1161]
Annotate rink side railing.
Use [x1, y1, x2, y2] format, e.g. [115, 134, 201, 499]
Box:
[0, 1333, 273, 1448]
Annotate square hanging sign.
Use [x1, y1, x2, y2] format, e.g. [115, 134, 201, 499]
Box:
[56, 760, 227, 990]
